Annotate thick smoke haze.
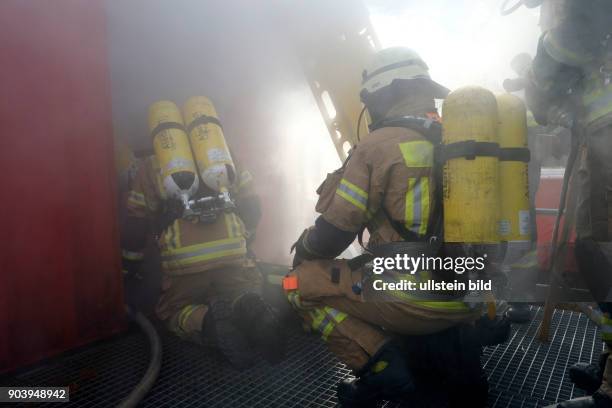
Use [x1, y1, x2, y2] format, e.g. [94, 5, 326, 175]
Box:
[108, 0, 546, 265]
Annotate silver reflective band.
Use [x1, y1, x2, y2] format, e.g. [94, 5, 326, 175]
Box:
[337, 183, 367, 206]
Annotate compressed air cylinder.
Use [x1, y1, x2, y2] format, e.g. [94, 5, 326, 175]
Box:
[183, 96, 236, 192]
[148, 100, 199, 200]
[442, 86, 500, 244]
[497, 94, 531, 261]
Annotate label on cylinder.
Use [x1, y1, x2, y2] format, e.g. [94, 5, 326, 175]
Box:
[519, 210, 530, 236]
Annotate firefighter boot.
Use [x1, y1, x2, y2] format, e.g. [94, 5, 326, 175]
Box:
[506, 303, 532, 323]
[232, 292, 286, 364]
[202, 298, 255, 370]
[475, 315, 512, 346]
[544, 391, 612, 408]
[337, 341, 415, 407]
[570, 352, 608, 395]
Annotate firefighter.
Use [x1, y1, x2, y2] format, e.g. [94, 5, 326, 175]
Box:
[121, 102, 284, 370]
[519, 1, 612, 406]
[285, 47, 508, 407]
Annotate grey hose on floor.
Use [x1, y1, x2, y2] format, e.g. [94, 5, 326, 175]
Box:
[117, 307, 162, 408]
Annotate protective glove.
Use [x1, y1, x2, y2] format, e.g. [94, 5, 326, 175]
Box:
[291, 229, 317, 268]
[121, 258, 143, 281]
[158, 197, 184, 231]
[475, 315, 511, 346]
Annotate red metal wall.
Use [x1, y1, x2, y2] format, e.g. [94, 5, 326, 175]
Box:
[0, 0, 124, 372]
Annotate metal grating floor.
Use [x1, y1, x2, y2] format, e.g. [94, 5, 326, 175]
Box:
[1, 306, 603, 407]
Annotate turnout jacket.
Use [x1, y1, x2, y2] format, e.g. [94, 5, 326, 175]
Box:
[122, 156, 259, 276]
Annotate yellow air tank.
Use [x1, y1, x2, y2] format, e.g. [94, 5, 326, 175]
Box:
[183, 96, 236, 192]
[497, 93, 531, 260]
[442, 86, 500, 244]
[148, 100, 199, 201]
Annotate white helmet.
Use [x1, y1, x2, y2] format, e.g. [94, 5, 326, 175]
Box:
[360, 47, 449, 101]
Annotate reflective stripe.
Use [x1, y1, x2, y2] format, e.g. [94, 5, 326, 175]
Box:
[287, 291, 304, 309]
[238, 170, 254, 189]
[122, 249, 144, 261]
[161, 237, 246, 267]
[543, 31, 588, 67]
[309, 306, 348, 341]
[223, 213, 242, 239]
[399, 140, 434, 168]
[163, 221, 180, 250]
[178, 305, 198, 332]
[127, 191, 146, 208]
[405, 177, 429, 235]
[602, 315, 612, 343]
[372, 361, 388, 373]
[384, 280, 471, 312]
[583, 81, 612, 126]
[420, 178, 429, 236]
[336, 179, 368, 211]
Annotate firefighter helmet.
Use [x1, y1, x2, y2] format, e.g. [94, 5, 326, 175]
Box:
[360, 47, 449, 101]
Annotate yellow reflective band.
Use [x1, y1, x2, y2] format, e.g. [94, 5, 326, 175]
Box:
[601, 315, 612, 342]
[224, 213, 235, 238]
[309, 307, 347, 341]
[399, 140, 434, 168]
[336, 179, 368, 211]
[127, 191, 146, 208]
[386, 288, 471, 312]
[163, 221, 180, 250]
[238, 170, 254, 188]
[583, 82, 612, 126]
[420, 178, 430, 236]
[178, 305, 198, 332]
[287, 291, 304, 309]
[405, 178, 414, 231]
[122, 249, 144, 261]
[372, 361, 388, 374]
[543, 31, 587, 67]
[161, 237, 246, 267]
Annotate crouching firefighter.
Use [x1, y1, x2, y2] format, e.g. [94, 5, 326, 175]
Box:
[285, 48, 510, 407]
[122, 97, 285, 369]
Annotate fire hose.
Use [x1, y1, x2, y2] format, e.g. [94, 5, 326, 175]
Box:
[116, 307, 162, 408]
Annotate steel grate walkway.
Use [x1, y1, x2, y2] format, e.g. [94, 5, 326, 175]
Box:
[1, 306, 603, 407]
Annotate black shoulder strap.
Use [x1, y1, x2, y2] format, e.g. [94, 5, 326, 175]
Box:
[369, 115, 442, 145]
[366, 116, 444, 243]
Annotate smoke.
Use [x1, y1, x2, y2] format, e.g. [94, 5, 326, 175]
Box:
[107, 0, 552, 265]
[107, 0, 338, 264]
[365, 0, 541, 93]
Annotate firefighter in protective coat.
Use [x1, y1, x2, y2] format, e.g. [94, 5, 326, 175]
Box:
[121, 106, 284, 370]
[286, 47, 508, 407]
[519, 1, 612, 407]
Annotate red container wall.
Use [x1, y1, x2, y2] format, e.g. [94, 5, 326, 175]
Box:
[0, 1, 124, 372]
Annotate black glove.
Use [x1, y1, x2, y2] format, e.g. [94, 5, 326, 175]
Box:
[158, 197, 184, 232]
[475, 315, 511, 346]
[291, 229, 314, 268]
[122, 258, 143, 280]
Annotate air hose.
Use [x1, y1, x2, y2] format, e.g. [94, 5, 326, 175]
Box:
[117, 307, 162, 408]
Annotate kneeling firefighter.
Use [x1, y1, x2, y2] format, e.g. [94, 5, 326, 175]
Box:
[122, 96, 285, 369]
[286, 47, 510, 407]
